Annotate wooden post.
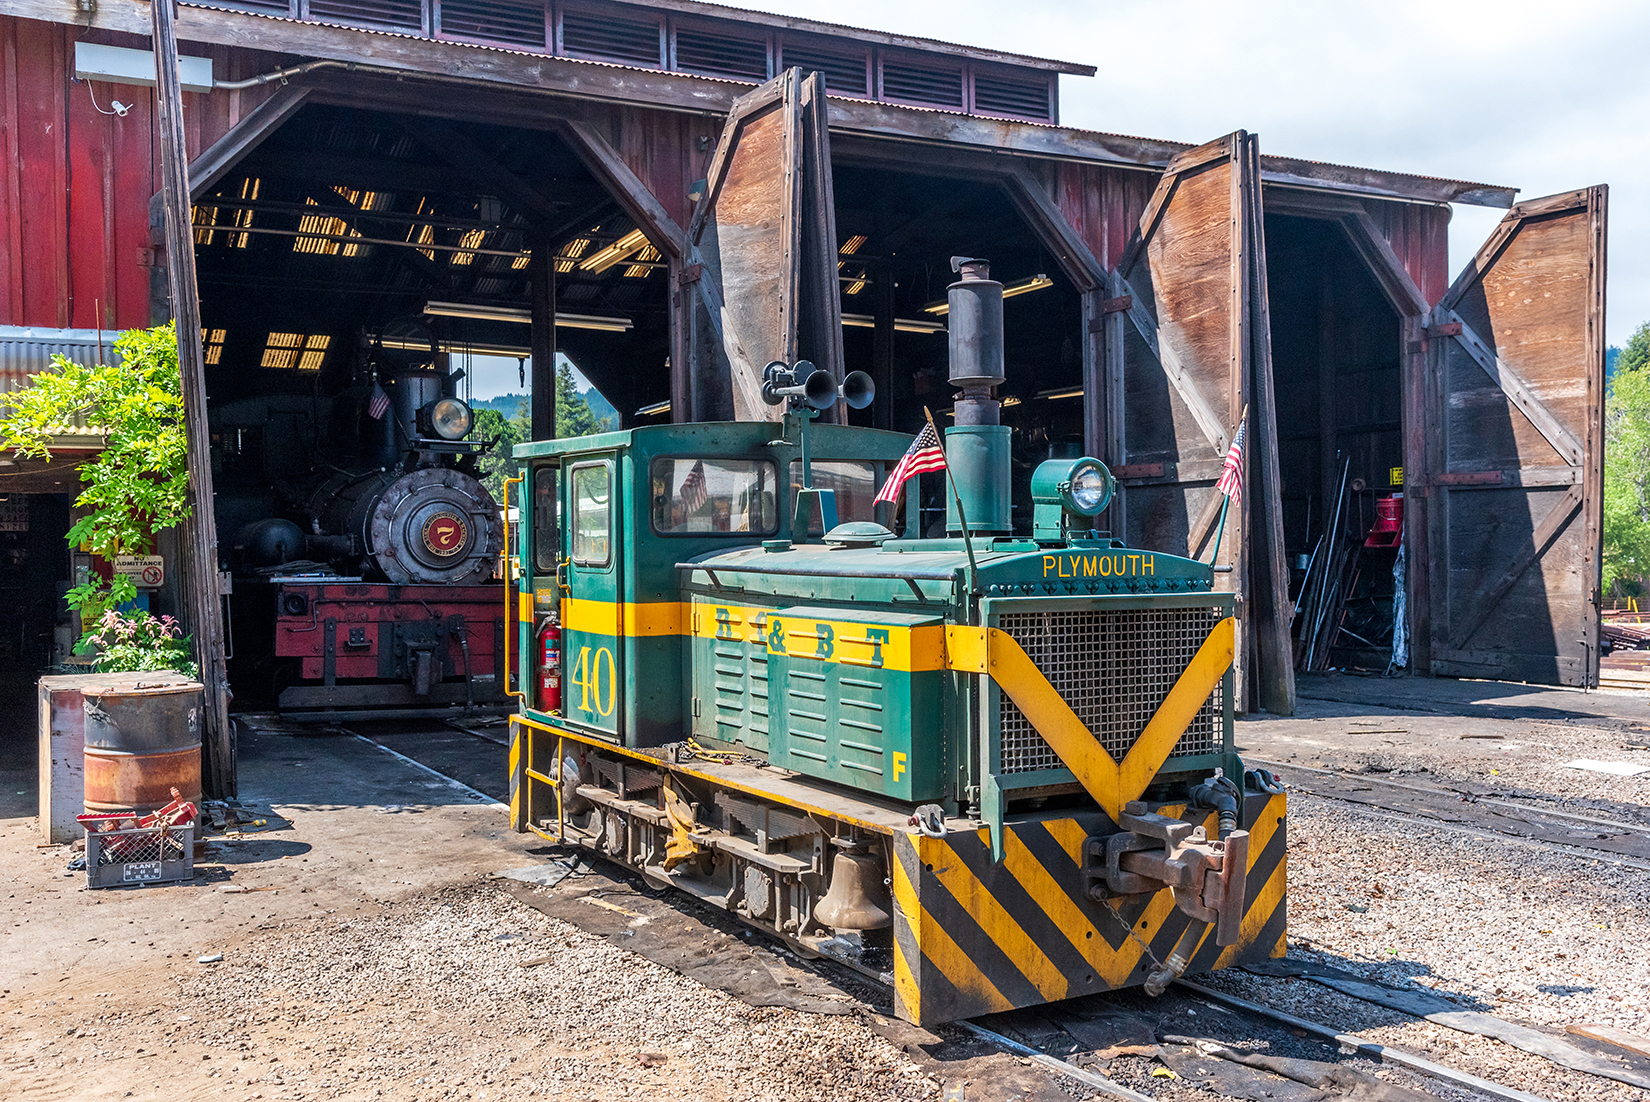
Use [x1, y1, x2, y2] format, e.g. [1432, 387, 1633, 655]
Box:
[151, 0, 233, 798]
[529, 232, 556, 439]
[871, 258, 894, 430]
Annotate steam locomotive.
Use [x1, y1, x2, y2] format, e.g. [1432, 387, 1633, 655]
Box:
[224, 361, 507, 716]
[505, 258, 1288, 1026]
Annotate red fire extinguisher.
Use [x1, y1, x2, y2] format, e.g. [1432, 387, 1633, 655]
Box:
[538, 620, 562, 713]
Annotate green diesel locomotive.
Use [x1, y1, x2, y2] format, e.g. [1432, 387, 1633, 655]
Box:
[506, 258, 1286, 1026]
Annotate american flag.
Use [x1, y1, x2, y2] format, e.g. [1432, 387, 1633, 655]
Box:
[367, 381, 391, 420]
[680, 460, 709, 514]
[1215, 419, 1246, 503]
[874, 420, 947, 505]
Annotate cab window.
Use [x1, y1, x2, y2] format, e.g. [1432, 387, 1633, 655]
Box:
[570, 462, 611, 565]
[650, 458, 779, 535]
[532, 465, 560, 574]
[789, 460, 883, 535]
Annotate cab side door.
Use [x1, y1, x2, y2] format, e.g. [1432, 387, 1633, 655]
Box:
[561, 455, 624, 739]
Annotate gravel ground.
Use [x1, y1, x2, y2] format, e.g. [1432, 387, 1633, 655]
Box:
[1244, 697, 1650, 825]
[4, 880, 953, 1102]
[1194, 793, 1650, 1102]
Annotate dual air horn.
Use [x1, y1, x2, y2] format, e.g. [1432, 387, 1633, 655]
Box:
[760, 360, 875, 412]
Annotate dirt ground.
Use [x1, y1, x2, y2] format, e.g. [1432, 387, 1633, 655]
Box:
[3, 675, 1650, 1102]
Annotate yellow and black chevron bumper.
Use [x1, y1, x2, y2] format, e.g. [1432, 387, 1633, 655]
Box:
[888, 792, 1287, 1026]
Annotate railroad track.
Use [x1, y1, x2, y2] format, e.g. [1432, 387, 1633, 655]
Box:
[342, 722, 1650, 1102]
[1248, 756, 1650, 871]
[956, 981, 1563, 1102]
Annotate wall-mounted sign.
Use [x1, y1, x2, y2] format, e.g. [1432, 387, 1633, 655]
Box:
[0, 502, 27, 532]
[114, 555, 165, 588]
[1389, 467, 1404, 487]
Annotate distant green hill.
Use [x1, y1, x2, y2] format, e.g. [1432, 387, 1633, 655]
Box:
[473, 393, 528, 417]
[471, 389, 618, 430]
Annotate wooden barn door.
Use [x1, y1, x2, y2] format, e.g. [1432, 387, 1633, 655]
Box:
[1105, 132, 1292, 713]
[1425, 187, 1608, 687]
[685, 69, 843, 422]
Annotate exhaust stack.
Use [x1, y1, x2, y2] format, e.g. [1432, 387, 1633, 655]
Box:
[945, 256, 1011, 535]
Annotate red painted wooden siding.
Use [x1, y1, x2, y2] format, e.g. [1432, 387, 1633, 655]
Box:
[1054, 160, 1156, 272]
[613, 104, 715, 234]
[0, 16, 283, 330]
[1361, 197, 1451, 308]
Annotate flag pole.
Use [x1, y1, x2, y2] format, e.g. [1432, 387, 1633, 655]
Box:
[1207, 403, 1248, 565]
[925, 407, 980, 583]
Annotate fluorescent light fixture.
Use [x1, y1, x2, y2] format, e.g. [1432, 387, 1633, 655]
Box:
[423, 302, 633, 332]
[425, 301, 528, 323]
[556, 313, 634, 333]
[924, 273, 1053, 315]
[1005, 274, 1055, 299]
[841, 313, 946, 335]
[380, 337, 531, 358]
[1039, 386, 1084, 400]
[579, 229, 649, 274]
[635, 400, 671, 416]
[75, 42, 214, 94]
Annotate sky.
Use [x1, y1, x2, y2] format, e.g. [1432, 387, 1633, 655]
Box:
[472, 0, 1648, 401]
[455, 349, 588, 401]
[756, 0, 1650, 348]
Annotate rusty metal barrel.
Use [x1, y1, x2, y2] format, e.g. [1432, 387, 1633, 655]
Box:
[82, 678, 204, 814]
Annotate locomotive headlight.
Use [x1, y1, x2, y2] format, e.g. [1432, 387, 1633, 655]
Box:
[1030, 456, 1115, 518]
[1067, 464, 1111, 515]
[428, 397, 473, 440]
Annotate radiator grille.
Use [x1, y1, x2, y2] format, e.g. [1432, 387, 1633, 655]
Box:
[996, 606, 1224, 774]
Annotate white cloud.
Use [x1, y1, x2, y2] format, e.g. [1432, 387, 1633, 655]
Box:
[755, 0, 1650, 343]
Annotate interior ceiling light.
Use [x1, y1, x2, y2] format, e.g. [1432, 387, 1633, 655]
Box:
[841, 313, 946, 335]
[1039, 386, 1084, 400]
[839, 234, 868, 256]
[579, 229, 649, 274]
[380, 337, 531, 358]
[422, 302, 634, 332]
[924, 273, 1053, 315]
[635, 400, 671, 416]
[426, 301, 529, 323]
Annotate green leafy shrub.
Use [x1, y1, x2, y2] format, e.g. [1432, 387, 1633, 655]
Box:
[0, 323, 193, 667]
[84, 609, 198, 678]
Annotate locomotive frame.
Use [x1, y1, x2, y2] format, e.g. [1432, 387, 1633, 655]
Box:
[504, 416, 1287, 1027]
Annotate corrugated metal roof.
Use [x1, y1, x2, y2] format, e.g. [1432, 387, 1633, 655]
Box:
[0, 326, 120, 437]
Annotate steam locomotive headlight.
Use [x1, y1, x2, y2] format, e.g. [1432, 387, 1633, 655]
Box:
[428, 397, 473, 440]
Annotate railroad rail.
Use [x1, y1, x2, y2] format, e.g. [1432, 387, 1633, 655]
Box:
[345, 722, 1647, 1102]
[1247, 756, 1650, 871]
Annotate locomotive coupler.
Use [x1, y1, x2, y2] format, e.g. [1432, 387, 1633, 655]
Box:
[1083, 801, 1250, 948]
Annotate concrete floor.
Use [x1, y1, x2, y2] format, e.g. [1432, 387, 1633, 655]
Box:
[1, 717, 523, 989]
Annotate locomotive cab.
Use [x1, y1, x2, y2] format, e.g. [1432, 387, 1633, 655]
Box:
[507, 258, 1287, 1027]
[511, 421, 917, 747]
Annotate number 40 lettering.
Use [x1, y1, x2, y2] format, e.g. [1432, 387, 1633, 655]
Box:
[570, 645, 616, 718]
